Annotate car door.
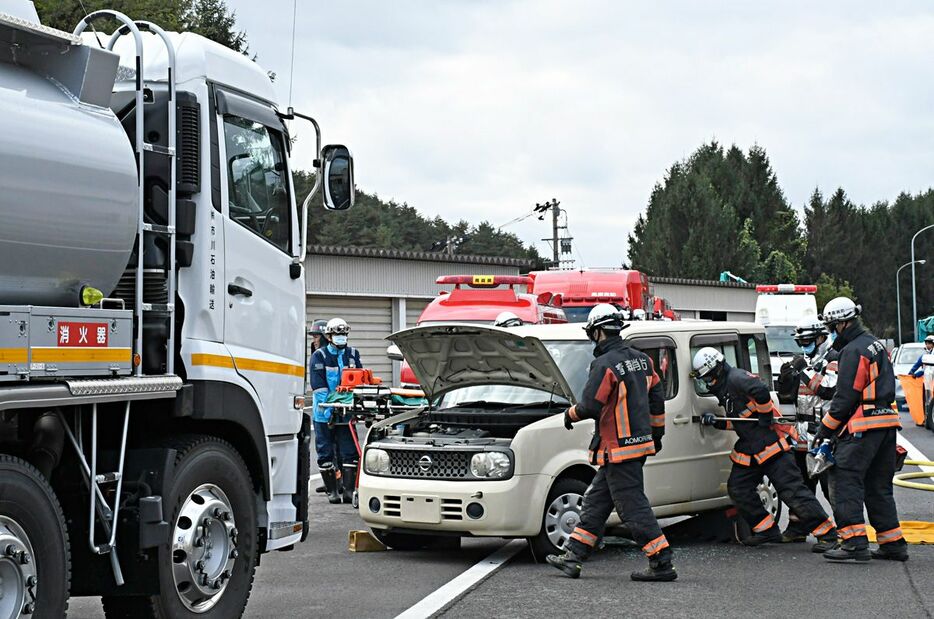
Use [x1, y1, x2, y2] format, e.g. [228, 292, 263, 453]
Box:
[628, 336, 684, 506]
[219, 94, 305, 437]
[689, 332, 742, 501]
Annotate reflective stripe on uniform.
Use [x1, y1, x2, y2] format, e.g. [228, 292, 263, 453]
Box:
[650, 413, 665, 428]
[847, 411, 901, 433]
[807, 373, 823, 392]
[570, 527, 598, 547]
[590, 441, 656, 466]
[642, 534, 669, 556]
[730, 450, 752, 466]
[811, 519, 834, 537]
[753, 514, 775, 533]
[754, 436, 792, 465]
[616, 379, 630, 439]
[838, 524, 868, 540]
[876, 527, 904, 545]
[823, 415, 843, 430]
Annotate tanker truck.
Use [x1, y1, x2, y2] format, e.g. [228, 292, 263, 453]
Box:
[0, 3, 354, 616]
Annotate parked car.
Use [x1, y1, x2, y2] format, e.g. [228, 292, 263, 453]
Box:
[893, 342, 926, 411]
[358, 320, 780, 555]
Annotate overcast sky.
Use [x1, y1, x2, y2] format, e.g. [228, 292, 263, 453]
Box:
[229, 0, 934, 266]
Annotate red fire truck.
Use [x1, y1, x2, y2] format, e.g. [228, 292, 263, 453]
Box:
[528, 269, 656, 322]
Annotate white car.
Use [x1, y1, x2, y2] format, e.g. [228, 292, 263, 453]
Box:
[358, 321, 780, 555]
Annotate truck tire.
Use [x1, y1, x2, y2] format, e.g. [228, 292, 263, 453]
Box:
[370, 529, 433, 551]
[0, 455, 70, 619]
[528, 477, 588, 560]
[101, 436, 257, 619]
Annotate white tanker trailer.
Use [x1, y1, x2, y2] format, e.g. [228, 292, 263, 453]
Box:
[0, 2, 354, 616]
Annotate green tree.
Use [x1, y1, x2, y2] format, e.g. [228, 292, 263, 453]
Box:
[814, 274, 856, 316]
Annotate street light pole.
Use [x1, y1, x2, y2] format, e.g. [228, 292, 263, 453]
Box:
[897, 259, 925, 345]
[911, 224, 934, 341]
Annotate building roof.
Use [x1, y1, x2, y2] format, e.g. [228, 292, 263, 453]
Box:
[308, 245, 535, 268]
[647, 275, 757, 289]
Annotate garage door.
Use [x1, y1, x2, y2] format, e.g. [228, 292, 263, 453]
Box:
[307, 296, 393, 383]
[406, 298, 431, 328]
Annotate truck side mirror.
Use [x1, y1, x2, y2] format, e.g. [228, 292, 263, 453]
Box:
[322, 145, 354, 211]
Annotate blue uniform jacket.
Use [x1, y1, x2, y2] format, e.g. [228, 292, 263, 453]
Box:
[909, 352, 930, 378]
[310, 344, 362, 422]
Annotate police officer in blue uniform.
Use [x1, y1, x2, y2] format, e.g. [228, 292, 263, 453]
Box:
[310, 318, 362, 504]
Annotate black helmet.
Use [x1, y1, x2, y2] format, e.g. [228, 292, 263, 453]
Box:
[309, 319, 328, 336]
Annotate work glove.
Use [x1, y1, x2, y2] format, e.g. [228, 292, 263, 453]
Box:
[563, 408, 575, 430]
[652, 429, 664, 454]
[791, 355, 807, 372]
[700, 413, 718, 426]
[811, 423, 832, 449]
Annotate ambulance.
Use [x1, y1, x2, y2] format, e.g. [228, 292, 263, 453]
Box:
[754, 284, 819, 382]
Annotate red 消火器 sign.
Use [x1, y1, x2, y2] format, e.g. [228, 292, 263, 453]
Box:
[57, 322, 109, 347]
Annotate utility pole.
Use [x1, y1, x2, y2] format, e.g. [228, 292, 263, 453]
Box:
[535, 199, 572, 269]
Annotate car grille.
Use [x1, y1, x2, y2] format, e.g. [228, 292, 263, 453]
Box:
[386, 450, 473, 480]
[381, 496, 464, 520]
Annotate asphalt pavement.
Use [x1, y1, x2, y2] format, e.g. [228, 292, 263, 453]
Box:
[68, 410, 934, 618]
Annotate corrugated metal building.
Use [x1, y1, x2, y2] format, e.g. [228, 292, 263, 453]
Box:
[649, 276, 757, 321]
[304, 245, 532, 383]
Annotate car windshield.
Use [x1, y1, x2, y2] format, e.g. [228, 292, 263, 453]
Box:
[895, 344, 925, 367]
[438, 340, 593, 409]
[764, 325, 799, 356]
[562, 306, 594, 323]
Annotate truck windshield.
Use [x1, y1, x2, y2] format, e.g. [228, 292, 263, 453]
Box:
[561, 307, 594, 323]
[764, 325, 799, 356]
[438, 340, 593, 409]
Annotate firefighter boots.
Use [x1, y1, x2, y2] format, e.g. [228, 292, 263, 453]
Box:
[781, 520, 809, 543]
[742, 525, 783, 547]
[630, 553, 677, 582]
[824, 542, 871, 563]
[811, 530, 839, 554]
[320, 466, 341, 504]
[871, 544, 909, 562]
[341, 464, 357, 504]
[546, 550, 583, 579]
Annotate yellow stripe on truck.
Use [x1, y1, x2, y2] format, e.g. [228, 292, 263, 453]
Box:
[191, 353, 303, 377]
[31, 347, 131, 363]
[0, 348, 28, 364]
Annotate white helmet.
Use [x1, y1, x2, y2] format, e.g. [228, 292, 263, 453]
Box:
[325, 317, 350, 336]
[925, 335, 934, 346]
[632, 308, 647, 321]
[494, 311, 523, 328]
[584, 303, 628, 339]
[821, 297, 860, 329]
[794, 317, 828, 345]
[691, 347, 724, 380]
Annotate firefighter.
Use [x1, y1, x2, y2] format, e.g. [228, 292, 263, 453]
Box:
[776, 318, 838, 542]
[308, 318, 328, 354]
[908, 334, 934, 377]
[694, 347, 837, 550]
[310, 318, 363, 504]
[546, 304, 675, 582]
[813, 297, 908, 562]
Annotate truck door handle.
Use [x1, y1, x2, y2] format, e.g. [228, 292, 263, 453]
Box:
[228, 283, 253, 297]
[673, 416, 690, 425]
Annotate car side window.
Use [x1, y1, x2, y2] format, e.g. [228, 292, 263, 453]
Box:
[637, 346, 678, 400]
[741, 333, 773, 390]
[690, 341, 738, 396]
[223, 115, 292, 253]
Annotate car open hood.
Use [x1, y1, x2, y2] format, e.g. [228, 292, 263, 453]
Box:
[387, 324, 576, 403]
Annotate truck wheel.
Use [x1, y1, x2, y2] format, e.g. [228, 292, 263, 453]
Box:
[528, 477, 588, 560]
[370, 529, 433, 551]
[0, 455, 70, 619]
[101, 436, 257, 619]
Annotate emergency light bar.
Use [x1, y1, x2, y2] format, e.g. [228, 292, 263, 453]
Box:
[435, 275, 533, 288]
[755, 284, 817, 294]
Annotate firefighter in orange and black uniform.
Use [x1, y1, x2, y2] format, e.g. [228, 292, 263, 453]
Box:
[546, 304, 675, 582]
[814, 297, 908, 563]
[694, 347, 838, 550]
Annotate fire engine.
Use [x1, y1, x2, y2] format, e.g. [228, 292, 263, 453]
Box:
[528, 269, 672, 322]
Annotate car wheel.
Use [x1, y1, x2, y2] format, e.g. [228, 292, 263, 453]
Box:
[528, 477, 588, 560]
[102, 436, 257, 619]
[757, 476, 782, 522]
[0, 455, 70, 619]
[370, 529, 434, 551]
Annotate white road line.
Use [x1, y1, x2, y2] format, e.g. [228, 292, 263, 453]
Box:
[394, 539, 526, 619]
[897, 433, 934, 473]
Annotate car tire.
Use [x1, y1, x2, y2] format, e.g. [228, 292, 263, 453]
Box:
[370, 529, 434, 551]
[528, 477, 589, 561]
[925, 398, 934, 431]
[101, 436, 257, 619]
[0, 455, 70, 619]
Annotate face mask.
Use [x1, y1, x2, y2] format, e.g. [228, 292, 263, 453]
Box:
[332, 335, 348, 347]
[828, 331, 837, 344]
[802, 342, 816, 355]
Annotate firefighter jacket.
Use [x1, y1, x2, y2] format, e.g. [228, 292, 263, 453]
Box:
[567, 337, 665, 466]
[820, 323, 899, 436]
[791, 344, 838, 450]
[708, 364, 793, 467]
[310, 344, 362, 423]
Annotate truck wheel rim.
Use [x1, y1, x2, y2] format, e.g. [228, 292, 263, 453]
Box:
[171, 484, 238, 613]
[0, 516, 37, 619]
[758, 478, 779, 519]
[544, 492, 583, 551]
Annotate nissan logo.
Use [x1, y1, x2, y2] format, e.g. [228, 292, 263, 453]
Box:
[418, 455, 433, 472]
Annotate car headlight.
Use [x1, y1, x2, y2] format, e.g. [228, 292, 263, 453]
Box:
[364, 448, 390, 474]
[470, 452, 511, 479]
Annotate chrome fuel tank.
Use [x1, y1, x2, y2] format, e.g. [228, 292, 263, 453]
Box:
[0, 61, 138, 306]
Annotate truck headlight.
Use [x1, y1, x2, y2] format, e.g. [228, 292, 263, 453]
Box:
[364, 448, 390, 474]
[470, 452, 511, 479]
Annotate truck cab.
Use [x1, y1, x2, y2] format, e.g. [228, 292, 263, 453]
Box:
[528, 269, 653, 322]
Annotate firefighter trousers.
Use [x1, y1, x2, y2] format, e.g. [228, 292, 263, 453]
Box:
[567, 459, 671, 562]
[828, 428, 905, 549]
[728, 451, 833, 536]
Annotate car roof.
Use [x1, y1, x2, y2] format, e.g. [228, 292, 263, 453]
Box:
[503, 320, 765, 341]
